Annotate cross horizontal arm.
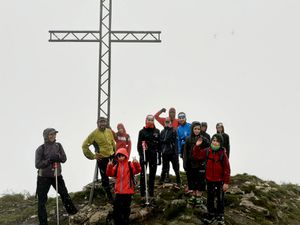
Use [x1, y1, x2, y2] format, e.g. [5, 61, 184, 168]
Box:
[49, 30, 161, 42]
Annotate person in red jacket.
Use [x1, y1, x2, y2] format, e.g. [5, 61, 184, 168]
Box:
[193, 134, 230, 225]
[113, 123, 132, 157]
[106, 148, 141, 225]
[154, 107, 179, 129]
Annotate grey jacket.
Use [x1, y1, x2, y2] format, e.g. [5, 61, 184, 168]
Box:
[35, 142, 67, 177]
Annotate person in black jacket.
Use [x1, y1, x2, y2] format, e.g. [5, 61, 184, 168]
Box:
[200, 122, 211, 142]
[184, 122, 210, 196]
[137, 115, 161, 198]
[35, 128, 77, 225]
[159, 117, 181, 186]
[216, 122, 230, 158]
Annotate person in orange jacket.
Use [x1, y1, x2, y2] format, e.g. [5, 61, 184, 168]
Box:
[106, 148, 141, 225]
[154, 107, 179, 129]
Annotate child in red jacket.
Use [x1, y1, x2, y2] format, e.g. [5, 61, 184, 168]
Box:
[193, 134, 230, 225]
[106, 148, 141, 225]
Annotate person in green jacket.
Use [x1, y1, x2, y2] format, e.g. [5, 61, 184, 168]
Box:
[82, 117, 116, 201]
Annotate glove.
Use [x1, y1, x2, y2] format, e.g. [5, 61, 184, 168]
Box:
[160, 108, 166, 113]
[49, 153, 60, 163]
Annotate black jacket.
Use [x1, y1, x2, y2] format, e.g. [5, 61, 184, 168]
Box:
[160, 127, 178, 155]
[137, 127, 161, 162]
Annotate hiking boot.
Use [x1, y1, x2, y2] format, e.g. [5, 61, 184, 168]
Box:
[203, 217, 216, 225]
[216, 216, 225, 225]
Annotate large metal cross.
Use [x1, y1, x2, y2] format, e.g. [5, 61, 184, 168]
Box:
[49, 0, 161, 122]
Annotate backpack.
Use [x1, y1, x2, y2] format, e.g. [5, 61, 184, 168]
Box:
[201, 148, 225, 173]
[114, 161, 136, 188]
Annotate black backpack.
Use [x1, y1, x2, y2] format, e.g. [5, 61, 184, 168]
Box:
[114, 161, 136, 188]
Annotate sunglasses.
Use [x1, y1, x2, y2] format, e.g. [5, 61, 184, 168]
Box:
[165, 120, 171, 124]
[117, 154, 125, 158]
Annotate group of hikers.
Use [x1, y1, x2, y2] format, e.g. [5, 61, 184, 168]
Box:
[35, 107, 231, 225]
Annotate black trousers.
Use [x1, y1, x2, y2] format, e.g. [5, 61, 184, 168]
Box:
[160, 152, 181, 184]
[190, 167, 206, 191]
[36, 176, 77, 225]
[97, 157, 113, 200]
[113, 194, 132, 225]
[139, 152, 157, 197]
[206, 181, 224, 217]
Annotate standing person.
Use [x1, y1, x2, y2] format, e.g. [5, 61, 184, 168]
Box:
[159, 117, 181, 186]
[193, 134, 231, 225]
[154, 107, 179, 129]
[154, 107, 178, 181]
[106, 148, 141, 225]
[216, 122, 230, 158]
[177, 112, 191, 159]
[82, 117, 116, 201]
[183, 122, 210, 196]
[137, 114, 161, 199]
[200, 122, 211, 142]
[35, 128, 77, 225]
[113, 123, 132, 157]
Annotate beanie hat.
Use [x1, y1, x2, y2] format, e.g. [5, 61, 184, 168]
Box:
[201, 122, 208, 127]
[97, 117, 107, 122]
[211, 133, 224, 147]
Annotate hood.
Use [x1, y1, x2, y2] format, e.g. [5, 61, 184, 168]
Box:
[43, 128, 58, 142]
[116, 148, 129, 159]
[190, 121, 201, 137]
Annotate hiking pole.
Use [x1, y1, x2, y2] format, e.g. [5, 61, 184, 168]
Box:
[89, 160, 99, 205]
[89, 145, 100, 205]
[142, 141, 150, 205]
[54, 162, 60, 225]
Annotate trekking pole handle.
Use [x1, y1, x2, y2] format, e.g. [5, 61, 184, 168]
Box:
[142, 141, 147, 151]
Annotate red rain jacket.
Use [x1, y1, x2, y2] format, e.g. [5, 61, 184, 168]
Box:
[106, 148, 141, 194]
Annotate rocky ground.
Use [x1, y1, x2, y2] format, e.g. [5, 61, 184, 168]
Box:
[1, 173, 300, 225]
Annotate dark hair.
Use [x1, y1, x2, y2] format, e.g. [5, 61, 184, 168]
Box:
[211, 133, 224, 146]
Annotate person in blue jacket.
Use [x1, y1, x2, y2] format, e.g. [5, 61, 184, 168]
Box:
[177, 112, 191, 158]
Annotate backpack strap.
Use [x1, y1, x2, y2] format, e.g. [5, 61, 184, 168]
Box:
[113, 161, 135, 188]
[128, 161, 135, 188]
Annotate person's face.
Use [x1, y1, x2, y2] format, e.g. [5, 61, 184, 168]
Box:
[211, 138, 220, 147]
[178, 116, 186, 125]
[147, 116, 154, 125]
[193, 125, 201, 136]
[97, 120, 107, 130]
[48, 132, 56, 142]
[216, 126, 223, 133]
[165, 118, 172, 127]
[169, 110, 176, 119]
[201, 126, 207, 132]
[117, 154, 125, 161]
[117, 127, 124, 134]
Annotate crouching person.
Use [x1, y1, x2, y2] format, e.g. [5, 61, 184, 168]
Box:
[193, 134, 230, 225]
[106, 148, 141, 225]
[35, 128, 77, 225]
